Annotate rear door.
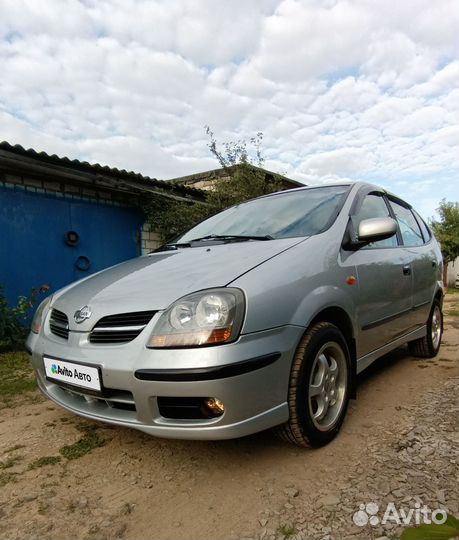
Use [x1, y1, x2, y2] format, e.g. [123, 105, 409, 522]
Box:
[343, 190, 413, 357]
[387, 198, 436, 330]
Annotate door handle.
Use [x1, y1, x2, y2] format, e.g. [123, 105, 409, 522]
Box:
[403, 265, 411, 276]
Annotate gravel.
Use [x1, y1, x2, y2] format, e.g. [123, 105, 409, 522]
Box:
[254, 376, 459, 540]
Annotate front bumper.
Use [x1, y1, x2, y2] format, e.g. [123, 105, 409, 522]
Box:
[27, 324, 303, 440]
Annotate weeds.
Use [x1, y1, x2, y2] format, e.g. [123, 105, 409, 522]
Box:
[0, 455, 23, 469]
[0, 471, 18, 487]
[28, 455, 61, 470]
[0, 350, 36, 404]
[59, 424, 105, 460]
[277, 523, 297, 538]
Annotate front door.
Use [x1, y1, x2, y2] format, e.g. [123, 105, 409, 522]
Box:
[343, 192, 413, 357]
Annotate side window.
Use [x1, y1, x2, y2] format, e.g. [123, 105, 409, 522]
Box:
[389, 200, 424, 247]
[353, 193, 398, 248]
[412, 209, 431, 243]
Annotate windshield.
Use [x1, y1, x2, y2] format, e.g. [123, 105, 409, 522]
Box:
[175, 185, 350, 243]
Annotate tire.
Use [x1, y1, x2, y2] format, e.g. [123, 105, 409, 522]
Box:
[408, 299, 443, 358]
[275, 322, 351, 448]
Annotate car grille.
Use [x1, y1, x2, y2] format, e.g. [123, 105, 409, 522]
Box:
[89, 311, 156, 344]
[49, 309, 69, 339]
[62, 386, 137, 412]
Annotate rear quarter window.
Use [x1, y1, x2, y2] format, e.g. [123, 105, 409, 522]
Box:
[389, 199, 424, 247]
[412, 209, 431, 243]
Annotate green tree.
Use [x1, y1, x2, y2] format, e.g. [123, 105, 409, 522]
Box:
[205, 126, 265, 168]
[144, 129, 282, 242]
[203, 126, 282, 213]
[430, 199, 459, 284]
[144, 193, 209, 242]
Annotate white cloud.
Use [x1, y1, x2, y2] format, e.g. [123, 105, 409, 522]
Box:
[0, 0, 458, 218]
[253, 0, 372, 82]
[298, 147, 375, 177]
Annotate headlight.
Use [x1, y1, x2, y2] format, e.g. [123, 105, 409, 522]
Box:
[147, 288, 245, 348]
[31, 295, 53, 334]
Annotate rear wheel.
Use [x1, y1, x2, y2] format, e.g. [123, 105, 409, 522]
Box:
[276, 322, 351, 447]
[408, 299, 443, 358]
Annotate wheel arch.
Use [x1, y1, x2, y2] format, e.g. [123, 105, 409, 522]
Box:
[307, 306, 357, 399]
[434, 287, 443, 306]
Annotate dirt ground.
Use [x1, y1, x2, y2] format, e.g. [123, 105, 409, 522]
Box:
[1, 292, 458, 540]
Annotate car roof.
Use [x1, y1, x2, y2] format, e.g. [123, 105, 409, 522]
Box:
[259, 181, 365, 198]
[268, 181, 406, 199]
[238, 181, 414, 210]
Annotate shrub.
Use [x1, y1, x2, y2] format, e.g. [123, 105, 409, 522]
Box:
[0, 285, 50, 347]
[0, 287, 24, 345]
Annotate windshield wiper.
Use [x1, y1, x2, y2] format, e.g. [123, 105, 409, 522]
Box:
[188, 234, 274, 242]
[155, 234, 273, 252]
[153, 242, 191, 252]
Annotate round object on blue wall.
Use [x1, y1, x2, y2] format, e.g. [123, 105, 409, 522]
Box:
[75, 255, 90, 271]
[65, 230, 80, 246]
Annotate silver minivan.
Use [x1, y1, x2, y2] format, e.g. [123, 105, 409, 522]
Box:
[27, 182, 443, 447]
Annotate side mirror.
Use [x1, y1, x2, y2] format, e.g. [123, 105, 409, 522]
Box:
[358, 217, 398, 243]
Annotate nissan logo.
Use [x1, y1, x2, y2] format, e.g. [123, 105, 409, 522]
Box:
[74, 305, 92, 324]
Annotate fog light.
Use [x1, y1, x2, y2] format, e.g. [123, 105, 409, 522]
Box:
[204, 397, 225, 416]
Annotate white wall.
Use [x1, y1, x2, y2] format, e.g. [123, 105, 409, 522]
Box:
[141, 223, 162, 255]
[446, 256, 459, 287]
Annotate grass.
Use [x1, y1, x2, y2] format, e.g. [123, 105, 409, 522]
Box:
[0, 471, 18, 487]
[277, 524, 297, 538]
[446, 287, 459, 295]
[0, 339, 28, 354]
[59, 423, 105, 460]
[28, 455, 61, 470]
[0, 350, 36, 402]
[0, 455, 23, 469]
[446, 306, 459, 317]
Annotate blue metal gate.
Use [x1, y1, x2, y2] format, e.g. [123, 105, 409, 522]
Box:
[0, 186, 144, 311]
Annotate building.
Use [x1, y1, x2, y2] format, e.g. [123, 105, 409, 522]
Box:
[446, 257, 459, 288]
[0, 142, 302, 310]
[166, 163, 303, 192]
[0, 142, 202, 309]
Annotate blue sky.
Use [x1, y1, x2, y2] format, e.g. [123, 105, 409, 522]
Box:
[0, 0, 457, 219]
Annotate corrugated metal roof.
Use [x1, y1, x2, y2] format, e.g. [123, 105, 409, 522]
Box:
[0, 141, 202, 199]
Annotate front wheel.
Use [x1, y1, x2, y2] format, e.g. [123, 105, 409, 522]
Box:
[276, 322, 351, 447]
[409, 299, 443, 358]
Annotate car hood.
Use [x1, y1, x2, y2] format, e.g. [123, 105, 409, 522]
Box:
[52, 238, 305, 331]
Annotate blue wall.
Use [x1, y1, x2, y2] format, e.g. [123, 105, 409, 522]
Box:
[0, 186, 144, 312]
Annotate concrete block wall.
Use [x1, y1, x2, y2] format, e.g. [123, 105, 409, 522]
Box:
[141, 223, 162, 255]
[1, 172, 122, 206]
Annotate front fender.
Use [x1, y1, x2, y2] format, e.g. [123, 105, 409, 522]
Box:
[291, 285, 358, 334]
